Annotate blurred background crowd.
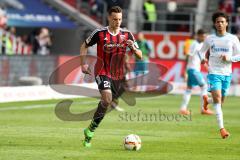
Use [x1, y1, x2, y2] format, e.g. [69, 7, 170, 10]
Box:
[1, 0, 240, 56]
[0, 0, 240, 87]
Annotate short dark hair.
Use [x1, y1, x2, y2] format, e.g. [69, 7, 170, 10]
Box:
[197, 29, 206, 35]
[108, 6, 122, 15]
[212, 11, 229, 23]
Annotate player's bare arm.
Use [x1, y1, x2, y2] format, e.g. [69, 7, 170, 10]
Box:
[80, 42, 91, 75]
[126, 39, 142, 59]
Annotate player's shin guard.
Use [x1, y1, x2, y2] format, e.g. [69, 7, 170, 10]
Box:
[88, 101, 108, 132]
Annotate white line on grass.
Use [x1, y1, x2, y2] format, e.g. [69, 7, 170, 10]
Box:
[0, 101, 96, 111]
[0, 96, 165, 111]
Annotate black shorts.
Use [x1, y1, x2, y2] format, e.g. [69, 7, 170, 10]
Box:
[95, 75, 127, 99]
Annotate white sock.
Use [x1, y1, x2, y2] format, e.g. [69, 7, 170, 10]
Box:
[200, 85, 208, 97]
[214, 103, 224, 129]
[180, 89, 191, 110]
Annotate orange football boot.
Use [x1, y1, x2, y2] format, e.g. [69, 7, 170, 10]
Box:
[220, 128, 230, 139]
[179, 109, 191, 115]
[201, 95, 214, 115]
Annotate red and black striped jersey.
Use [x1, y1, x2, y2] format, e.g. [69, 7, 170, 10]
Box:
[85, 26, 138, 80]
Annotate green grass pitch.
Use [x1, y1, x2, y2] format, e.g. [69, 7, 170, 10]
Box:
[0, 95, 239, 160]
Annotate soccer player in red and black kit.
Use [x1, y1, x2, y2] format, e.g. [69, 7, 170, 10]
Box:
[80, 6, 142, 147]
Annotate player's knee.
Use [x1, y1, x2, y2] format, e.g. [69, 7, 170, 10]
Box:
[102, 96, 112, 107]
[213, 94, 221, 103]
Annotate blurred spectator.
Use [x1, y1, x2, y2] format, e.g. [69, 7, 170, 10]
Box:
[90, 0, 104, 16]
[218, 0, 234, 14]
[1, 26, 32, 55]
[235, 0, 240, 12]
[104, 0, 124, 10]
[235, 11, 240, 32]
[176, 24, 189, 32]
[32, 27, 52, 55]
[8, 26, 32, 55]
[134, 32, 151, 91]
[143, 0, 157, 31]
[6, 27, 17, 55]
[0, 6, 31, 55]
[1, 29, 13, 55]
[183, 32, 195, 56]
[183, 32, 195, 80]
[0, 7, 7, 29]
[9, 26, 16, 35]
[134, 32, 151, 75]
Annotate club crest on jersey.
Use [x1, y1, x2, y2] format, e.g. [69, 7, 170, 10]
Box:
[120, 35, 126, 42]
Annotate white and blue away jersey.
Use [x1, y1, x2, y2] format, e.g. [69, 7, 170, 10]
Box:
[187, 40, 203, 71]
[199, 33, 240, 76]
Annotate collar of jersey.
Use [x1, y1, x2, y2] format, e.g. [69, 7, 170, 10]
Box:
[215, 32, 228, 37]
[107, 26, 120, 36]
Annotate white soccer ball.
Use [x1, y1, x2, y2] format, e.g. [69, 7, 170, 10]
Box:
[123, 134, 141, 151]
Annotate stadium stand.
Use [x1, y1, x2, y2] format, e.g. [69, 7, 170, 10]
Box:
[0, 0, 240, 96]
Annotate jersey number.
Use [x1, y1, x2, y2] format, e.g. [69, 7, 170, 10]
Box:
[104, 81, 110, 88]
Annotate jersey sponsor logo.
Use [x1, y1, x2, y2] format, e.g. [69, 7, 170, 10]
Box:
[211, 44, 229, 53]
[103, 42, 126, 53]
[104, 42, 125, 48]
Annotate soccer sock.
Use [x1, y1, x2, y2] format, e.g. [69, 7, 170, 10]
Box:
[200, 85, 208, 110]
[214, 103, 224, 129]
[200, 84, 208, 97]
[88, 101, 108, 132]
[180, 89, 191, 110]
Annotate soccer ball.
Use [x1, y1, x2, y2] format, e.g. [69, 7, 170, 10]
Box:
[123, 134, 141, 151]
